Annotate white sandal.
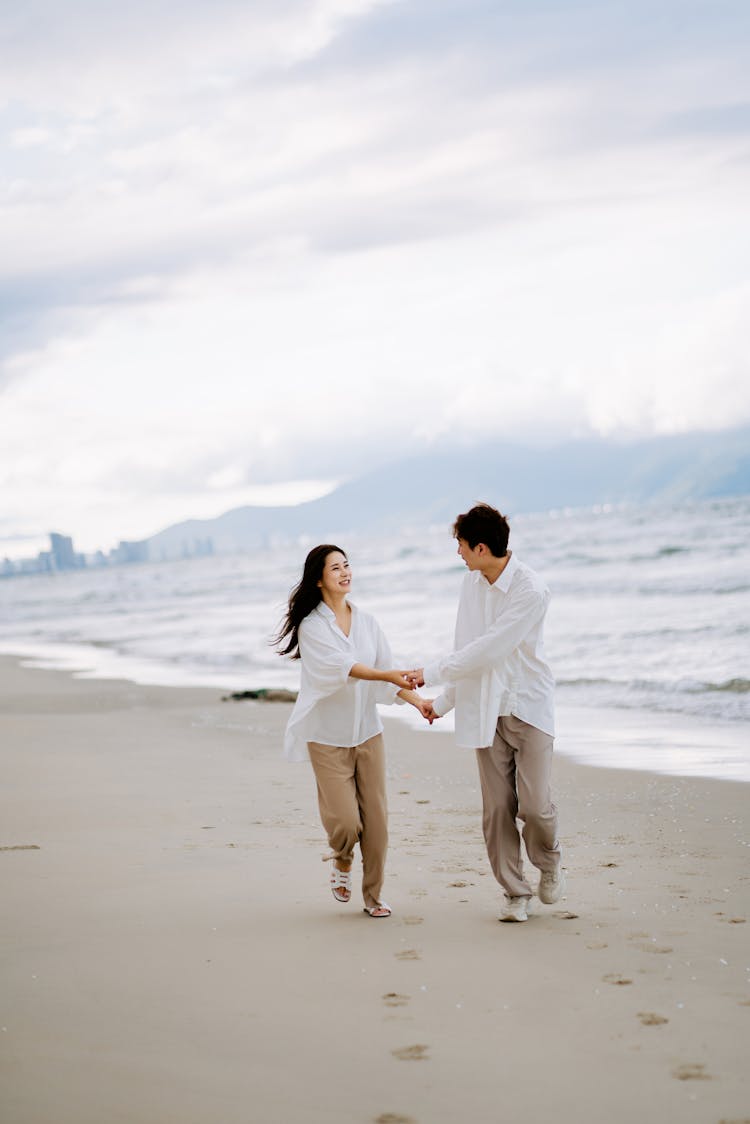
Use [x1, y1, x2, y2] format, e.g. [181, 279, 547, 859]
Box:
[363, 901, 391, 918]
[330, 866, 352, 903]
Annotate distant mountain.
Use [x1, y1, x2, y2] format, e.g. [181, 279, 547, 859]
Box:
[145, 426, 750, 560]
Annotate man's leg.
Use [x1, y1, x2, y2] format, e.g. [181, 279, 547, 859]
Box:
[475, 721, 533, 899]
[504, 715, 561, 876]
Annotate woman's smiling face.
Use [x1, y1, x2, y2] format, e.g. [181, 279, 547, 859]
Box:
[317, 550, 351, 597]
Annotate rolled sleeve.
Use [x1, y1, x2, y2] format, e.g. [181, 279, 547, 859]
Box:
[437, 586, 548, 683]
[431, 687, 455, 718]
[298, 620, 353, 696]
[422, 659, 442, 687]
[373, 620, 401, 705]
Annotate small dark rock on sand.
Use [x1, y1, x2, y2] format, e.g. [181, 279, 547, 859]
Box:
[222, 688, 298, 702]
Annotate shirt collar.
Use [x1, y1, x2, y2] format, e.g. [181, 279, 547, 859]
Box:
[315, 599, 356, 623]
[496, 552, 518, 591]
[482, 551, 517, 593]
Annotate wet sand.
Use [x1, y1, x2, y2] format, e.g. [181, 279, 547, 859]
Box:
[1, 655, 748, 1124]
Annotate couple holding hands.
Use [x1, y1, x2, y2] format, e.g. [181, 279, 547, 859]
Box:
[276, 503, 565, 923]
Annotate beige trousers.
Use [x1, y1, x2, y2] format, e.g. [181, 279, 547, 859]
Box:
[307, 733, 388, 910]
[475, 714, 561, 899]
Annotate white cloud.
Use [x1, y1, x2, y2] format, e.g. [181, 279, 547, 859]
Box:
[1, 0, 749, 553]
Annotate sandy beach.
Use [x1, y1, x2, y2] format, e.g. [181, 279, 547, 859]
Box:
[1, 654, 748, 1124]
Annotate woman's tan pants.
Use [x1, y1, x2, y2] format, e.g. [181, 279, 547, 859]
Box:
[307, 733, 388, 910]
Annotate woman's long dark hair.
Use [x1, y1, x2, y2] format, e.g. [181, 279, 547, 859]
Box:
[274, 544, 347, 659]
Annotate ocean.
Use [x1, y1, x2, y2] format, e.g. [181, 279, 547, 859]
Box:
[1, 497, 748, 780]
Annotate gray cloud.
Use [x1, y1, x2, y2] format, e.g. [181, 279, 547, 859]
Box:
[656, 100, 750, 138]
[301, 0, 750, 155]
[306, 0, 750, 78]
[0, 0, 298, 69]
[2, 0, 749, 385]
[0, 244, 218, 380]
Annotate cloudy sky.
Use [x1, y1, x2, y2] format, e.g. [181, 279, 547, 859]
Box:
[2, 0, 749, 556]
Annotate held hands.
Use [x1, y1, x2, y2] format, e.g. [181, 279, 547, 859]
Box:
[396, 688, 440, 725]
[406, 668, 425, 688]
[415, 698, 439, 725]
[388, 670, 423, 690]
[387, 670, 438, 725]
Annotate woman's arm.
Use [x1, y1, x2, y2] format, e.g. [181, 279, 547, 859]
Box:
[348, 663, 419, 691]
[396, 687, 440, 724]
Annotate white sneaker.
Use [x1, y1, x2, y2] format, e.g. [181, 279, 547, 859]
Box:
[500, 896, 529, 922]
[538, 867, 566, 905]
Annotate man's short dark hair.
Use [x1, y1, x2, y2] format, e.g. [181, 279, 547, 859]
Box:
[453, 503, 510, 558]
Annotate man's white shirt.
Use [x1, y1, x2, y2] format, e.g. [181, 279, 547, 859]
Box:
[283, 601, 400, 762]
[425, 553, 555, 748]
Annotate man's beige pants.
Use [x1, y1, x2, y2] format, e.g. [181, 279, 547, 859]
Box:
[475, 714, 560, 899]
[307, 733, 388, 910]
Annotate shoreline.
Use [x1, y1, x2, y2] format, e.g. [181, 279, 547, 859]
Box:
[1, 654, 749, 1123]
[3, 643, 747, 784]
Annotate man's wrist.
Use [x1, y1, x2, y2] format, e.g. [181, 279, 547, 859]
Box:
[431, 695, 446, 718]
[423, 660, 441, 686]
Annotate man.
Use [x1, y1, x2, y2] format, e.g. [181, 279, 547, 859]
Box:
[412, 502, 565, 922]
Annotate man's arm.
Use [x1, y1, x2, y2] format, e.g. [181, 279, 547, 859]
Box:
[422, 584, 548, 685]
[430, 685, 455, 717]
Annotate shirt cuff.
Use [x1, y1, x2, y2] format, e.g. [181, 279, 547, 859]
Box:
[423, 659, 442, 686]
[431, 693, 452, 718]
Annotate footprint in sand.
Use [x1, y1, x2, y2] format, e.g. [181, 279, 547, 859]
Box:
[382, 993, 410, 1008]
[554, 910, 579, 920]
[375, 1114, 417, 1123]
[395, 949, 421, 961]
[402, 916, 423, 926]
[672, 1063, 712, 1081]
[602, 973, 633, 986]
[586, 941, 609, 950]
[637, 1012, 669, 1026]
[633, 942, 673, 954]
[391, 1044, 429, 1061]
[448, 880, 470, 888]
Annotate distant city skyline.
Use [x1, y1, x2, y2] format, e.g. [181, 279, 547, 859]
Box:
[1, 530, 154, 578]
[2, 1, 749, 557]
[6, 424, 746, 574]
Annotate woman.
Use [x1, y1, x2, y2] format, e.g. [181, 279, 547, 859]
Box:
[276, 544, 433, 918]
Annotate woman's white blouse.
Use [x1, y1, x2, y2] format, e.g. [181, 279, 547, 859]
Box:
[283, 601, 400, 762]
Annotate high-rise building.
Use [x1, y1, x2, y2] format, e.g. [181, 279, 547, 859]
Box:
[111, 540, 149, 564]
[49, 533, 79, 570]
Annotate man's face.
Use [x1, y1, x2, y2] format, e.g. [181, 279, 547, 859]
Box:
[456, 537, 484, 570]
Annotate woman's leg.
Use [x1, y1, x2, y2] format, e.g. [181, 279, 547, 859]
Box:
[352, 733, 388, 910]
[307, 742, 360, 875]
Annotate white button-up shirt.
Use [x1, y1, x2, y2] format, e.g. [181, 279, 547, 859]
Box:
[424, 554, 554, 748]
[283, 601, 400, 762]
